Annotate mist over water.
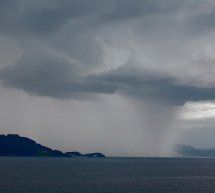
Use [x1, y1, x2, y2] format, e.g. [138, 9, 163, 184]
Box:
[0, 92, 181, 157]
[87, 95, 181, 157]
[132, 100, 179, 156]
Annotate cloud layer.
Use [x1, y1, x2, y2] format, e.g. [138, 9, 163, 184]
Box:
[1, 0, 215, 105]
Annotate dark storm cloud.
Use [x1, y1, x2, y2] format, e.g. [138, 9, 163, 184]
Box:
[1, 58, 215, 105]
[99, 0, 184, 23]
[188, 7, 215, 35]
[0, 0, 215, 105]
[0, 0, 113, 36]
[94, 66, 215, 105]
[0, 51, 116, 99]
[0, 0, 187, 36]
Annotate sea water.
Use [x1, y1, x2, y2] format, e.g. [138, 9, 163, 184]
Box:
[0, 157, 215, 193]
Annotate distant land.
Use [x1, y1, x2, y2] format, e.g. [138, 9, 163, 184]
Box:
[1, 134, 215, 158]
[0, 134, 105, 158]
[174, 144, 215, 157]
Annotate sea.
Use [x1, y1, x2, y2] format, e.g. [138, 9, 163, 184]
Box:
[0, 157, 215, 193]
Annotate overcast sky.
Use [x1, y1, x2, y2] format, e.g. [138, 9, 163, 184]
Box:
[1, 0, 215, 156]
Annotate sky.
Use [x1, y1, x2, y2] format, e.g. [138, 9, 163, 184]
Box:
[1, 0, 215, 156]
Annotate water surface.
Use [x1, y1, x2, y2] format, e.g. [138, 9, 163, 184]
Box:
[0, 157, 215, 193]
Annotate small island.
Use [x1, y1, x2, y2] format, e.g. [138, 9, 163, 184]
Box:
[65, 151, 105, 158]
[0, 134, 106, 158]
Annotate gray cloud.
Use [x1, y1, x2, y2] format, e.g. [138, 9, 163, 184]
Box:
[1, 57, 215, 105]
[99, 0, 184, 24]
[0, 0, 113, 36]
[0, 50, 116, 99]
[95, 66, 215, 105]
[0, 0, 215, 105]
[0, 0, 183, 36]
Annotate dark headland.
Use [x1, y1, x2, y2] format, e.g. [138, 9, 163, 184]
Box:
[0, 134, 105, 158]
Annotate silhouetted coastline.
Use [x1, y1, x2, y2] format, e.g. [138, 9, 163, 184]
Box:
[0, 134, 105, 158]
